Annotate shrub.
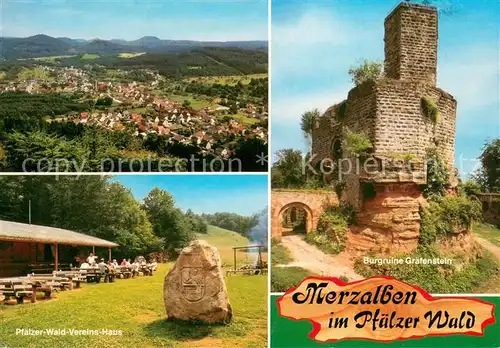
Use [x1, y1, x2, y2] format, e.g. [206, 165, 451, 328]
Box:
[421, 97, 440, 123]
[460, 179, 482, 198]
[423, 147, 449, 198]
[271, 267, 316, 292]
[303, 204, 354, 255]
[345, 128, 373, 158]
[348, 60, 383, 86]
[354, 246, 499, 293]
[434, 196, 482, 233]
[419, 196, 483, 245]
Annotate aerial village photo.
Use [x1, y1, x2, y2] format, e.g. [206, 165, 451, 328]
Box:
[271, 0, 500, 294]
[0, 174, 269, 347]
[0, 0, 268, 172]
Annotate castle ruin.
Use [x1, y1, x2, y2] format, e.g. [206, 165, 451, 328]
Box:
[311, 3, 458, 253]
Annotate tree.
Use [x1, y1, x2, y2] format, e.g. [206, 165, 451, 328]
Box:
[300, 109, 319, 149]
[0, 176, 161, 258]
[143, 188, 194, 258]
[348, 60, 382, 86]
[182, 99, 191, 108]
[473, 139, 500, 192]
[229, 102, 238, 114]
[271, 149, 307, 188]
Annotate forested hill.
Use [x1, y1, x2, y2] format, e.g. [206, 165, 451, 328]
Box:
[91, 47, 268, 76]
[0, 34, 268, 60]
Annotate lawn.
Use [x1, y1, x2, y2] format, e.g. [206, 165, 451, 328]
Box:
[271, 240, 293, 265]
[167, 94, 214, 109]
[1, 227, 268, 348]
[81, 54, 100, 60]
[220, 113, 260, 126]
[473, 222, 500, 247]
[197, 225, 267, 269]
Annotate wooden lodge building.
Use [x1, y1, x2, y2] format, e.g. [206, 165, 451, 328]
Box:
[0, 220, 119, 278]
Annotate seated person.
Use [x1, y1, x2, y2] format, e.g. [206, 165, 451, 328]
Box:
[120, 258, 127, 266]
[97, 258, 109, 274]
[80, 261, 90, 269]
[150, 259, 158, 271]
[112, 259, 119, 267]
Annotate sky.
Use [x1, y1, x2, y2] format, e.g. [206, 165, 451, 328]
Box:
[1, 0, 268, 41]
[271, 0, 500, 177]
[111, 174, 268, 216]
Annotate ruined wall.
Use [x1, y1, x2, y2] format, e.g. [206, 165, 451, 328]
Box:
[384, 3, 438, 85]
[374, 80, 456, 170]
[271, 190, 339, 239]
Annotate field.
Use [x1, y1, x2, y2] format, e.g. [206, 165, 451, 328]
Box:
[81, 53, 100, 60]
[228, 113, 261, 126]
[0, 227, 268, 348]
[198, 225, 267, 269]
[33, 55, 77, 63]
[119, 52, 146, 58]
[167, 94, 215, 109]
[184, 74, 267, 86]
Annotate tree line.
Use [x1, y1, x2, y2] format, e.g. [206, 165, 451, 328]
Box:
[0, 176, 259, 259]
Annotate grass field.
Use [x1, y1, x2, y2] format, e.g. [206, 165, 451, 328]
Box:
[167, 94, 214, 109]
[229, 113, 261, 126]
[184, 74, 267, 86]
[81, 53, 100, 60]
[0, 227, 268, 348]
[474, 222, 500, 247]
[33, 55, 77, 63]
[198, 226, 267, 269]
[119, 52, 146, 58]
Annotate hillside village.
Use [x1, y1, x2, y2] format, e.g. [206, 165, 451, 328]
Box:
[0, 64, 268, 161]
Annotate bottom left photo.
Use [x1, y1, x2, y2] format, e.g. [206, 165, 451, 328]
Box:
[0, 174, 268, 348]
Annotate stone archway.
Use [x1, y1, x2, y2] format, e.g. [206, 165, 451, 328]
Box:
[271, 190, 339, 239]
[278, 202, 314, 236]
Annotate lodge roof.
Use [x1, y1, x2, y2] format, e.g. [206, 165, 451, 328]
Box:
[0, 220, 119, 248]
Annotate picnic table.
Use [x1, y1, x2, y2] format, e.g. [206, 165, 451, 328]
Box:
[80, 268, 104, 283]
[138, 264, 154, 276]
[115, 266, 133, 279]
[53, 271, 86, 289]
[0, 278, 58, 304]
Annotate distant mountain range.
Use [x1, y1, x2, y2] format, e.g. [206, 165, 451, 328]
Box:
[0, 34, 268, 59]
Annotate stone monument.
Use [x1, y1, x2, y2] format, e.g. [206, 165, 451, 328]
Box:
[163, 240, 232, 324]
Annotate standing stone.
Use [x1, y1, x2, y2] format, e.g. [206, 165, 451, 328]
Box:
[163, 240, 232, 324]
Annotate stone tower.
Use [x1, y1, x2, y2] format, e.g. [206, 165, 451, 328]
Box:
[384, 3, 438, 85]
[311, 2, 457, 254]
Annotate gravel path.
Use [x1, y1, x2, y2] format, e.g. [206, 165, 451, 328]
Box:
[278, 234, 363, 281]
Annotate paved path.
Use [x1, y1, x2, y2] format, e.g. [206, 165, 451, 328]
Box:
[278, 234, 363, 281]
[475, 235, 500, 262]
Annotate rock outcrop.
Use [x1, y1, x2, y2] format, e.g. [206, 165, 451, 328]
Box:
[163, 240, 232, 324]
[347, 183, 423, 254]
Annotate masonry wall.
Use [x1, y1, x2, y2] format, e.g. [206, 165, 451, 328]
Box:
[384, 3, 438, 85]
[373, 80, 456, 170]
[271, 190, 339, 239]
